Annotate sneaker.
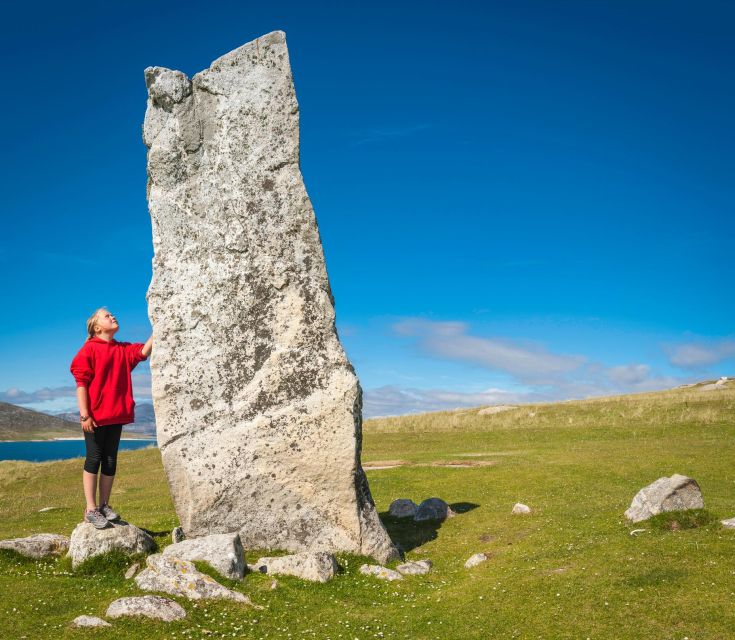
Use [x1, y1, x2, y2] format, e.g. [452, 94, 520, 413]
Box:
[85, 508, 110, 530]
[99, 503, 120, 521]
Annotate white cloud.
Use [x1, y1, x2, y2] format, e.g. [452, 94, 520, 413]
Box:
[392, 318, 586, 382]
[665, 339, 735, 369]
[606, 363, 651, 386]
[0, 386, 77, 404]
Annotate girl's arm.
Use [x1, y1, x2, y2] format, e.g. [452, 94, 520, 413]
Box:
[76, 387, 97, 432]
[141, 335, 153, 359]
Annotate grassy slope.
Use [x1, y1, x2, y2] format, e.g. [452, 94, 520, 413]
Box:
[0, 383, 733, 639]
[0, 402, 81, 441]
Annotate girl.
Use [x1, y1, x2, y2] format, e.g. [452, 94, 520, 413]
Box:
[70, 307, 153, 529]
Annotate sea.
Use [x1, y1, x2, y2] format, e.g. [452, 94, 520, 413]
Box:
[0, 439, 157, 463]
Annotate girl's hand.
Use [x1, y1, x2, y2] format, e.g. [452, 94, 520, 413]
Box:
[81, 417, 97, 433]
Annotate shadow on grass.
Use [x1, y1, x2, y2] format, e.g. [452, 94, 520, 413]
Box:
[380, 502, 479, 553]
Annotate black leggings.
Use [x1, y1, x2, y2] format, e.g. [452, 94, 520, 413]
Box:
[83, 424, 123, 476]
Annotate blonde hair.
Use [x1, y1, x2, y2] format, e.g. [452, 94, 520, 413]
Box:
[86, 307, 108, 340]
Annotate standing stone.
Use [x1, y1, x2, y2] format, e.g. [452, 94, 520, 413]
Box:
[143, 30, 397, 564]
[624, 474, 704, 523]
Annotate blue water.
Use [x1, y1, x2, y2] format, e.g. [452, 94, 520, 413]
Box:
[0, 440, 157, 462]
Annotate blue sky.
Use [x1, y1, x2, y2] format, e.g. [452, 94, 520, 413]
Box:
[1, 1, 733, 417]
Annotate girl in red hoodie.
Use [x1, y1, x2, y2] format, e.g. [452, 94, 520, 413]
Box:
[70, 307, 152, 528]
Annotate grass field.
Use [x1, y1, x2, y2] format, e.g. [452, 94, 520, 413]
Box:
[0, 382, 733, 639]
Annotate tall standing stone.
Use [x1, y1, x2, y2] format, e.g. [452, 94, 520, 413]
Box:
[143, 31, 398, 563]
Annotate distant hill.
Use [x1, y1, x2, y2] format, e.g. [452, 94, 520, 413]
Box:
[55, 402, 156, 437]
[0, 402, 81, 441]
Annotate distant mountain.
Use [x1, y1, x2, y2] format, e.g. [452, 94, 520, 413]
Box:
[0, 402, 81, 441]
[54, 402, 156, 437]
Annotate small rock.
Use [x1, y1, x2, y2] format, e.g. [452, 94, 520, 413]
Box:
[68, 520, 155, 568]
[124, 562, 140, 579]
[252, 551, 337, 583]
[389, 499, 418, 518]
[270, 579, 279, 590]
[624, 474, 704, 523]
[172, 526, 185, 543]
[106, 595, 186, 621]
[135, 553, 251, 603]
[414, 498, 451, 522]
[721, 517, 735, 529]
[163, 532, 245, 580]
[512, 503, 532, 515]
[0, 533, 70, 559]
[464, 553, 488, 569]
[359, 564, 403, 581]
[71, 615, 110, 628]
[396, 560, 432, 576]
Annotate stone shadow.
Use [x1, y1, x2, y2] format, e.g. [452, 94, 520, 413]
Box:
[379, 502, 480, 554]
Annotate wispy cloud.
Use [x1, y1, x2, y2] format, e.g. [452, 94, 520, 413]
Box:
[664, 338, 735, 369]
[351, 123, 431, 146]
[392, 318, 586, 383]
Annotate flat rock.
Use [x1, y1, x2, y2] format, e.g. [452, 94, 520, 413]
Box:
[144, 30, 397, 565]
[721, 517, 735, 529]
[106, 595, 186, 621]
[414, 498, 451, 522]
[71, 615, 110, 628]
[163, 532, 245, 580]
[359, 564, 403, 581]
[251, 551, 337, 583]
[396, 559, 432, 576]
[0, 533, 70, 559]
[624, 474, 704, 523]
[68, 520, 155, 568]
[512, 503, 532, 515]
[135, 553, 251, 603]
[389, 499, 418, 518]
[464, 553, 488, 569]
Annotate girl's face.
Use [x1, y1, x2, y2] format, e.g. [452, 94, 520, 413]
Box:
[95, 310, 119, 335]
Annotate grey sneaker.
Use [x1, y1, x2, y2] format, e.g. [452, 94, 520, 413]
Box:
[85, 508, 109, 530]
[99, 503, 120, 521]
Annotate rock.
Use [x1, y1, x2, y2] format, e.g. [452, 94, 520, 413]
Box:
[68, 521, 155, 568]
[464, 553, 489, 569]
[106, 595, 186, 621]
[477, 405, 517, 415]
[389, 499, 418, 518]
[251, 551, 337, 583]
[396, 560, 432, 576]
[135, 553, 251, 603]
[359, 564, 403, 581]
[172, 526, 185, 543]
[624, 474, 704, 523]
[512, 503, 532, 515]
[163, 532, 245, 580]
[414, 498, 451, 522]
[124, 562, 140, 579]
[71, 615, 111, 628]
[0, 533, 70, 559]
[721, 517, 735, 529]
[270, 579, 279, 589]
[144, 30, 398, 565]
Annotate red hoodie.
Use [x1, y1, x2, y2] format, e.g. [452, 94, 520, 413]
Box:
[70, 337, 148, 427]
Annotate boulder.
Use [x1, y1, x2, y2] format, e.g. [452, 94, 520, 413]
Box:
[396, 559, 432, 576]
[414, 498, 451, 522]
[135, 553, 251, 603]
[0, 533, 69, 559]
[106, 595, 186, 621]
[512, 503, 532, 515]
[251, 551, 337, 583]
[464, 553, 488, 569]
[163, 532, 245, 580]
[389, 499, 417, 518]
[359, 564, 403, 581]
[144, 30, 397, 565]
[71, 615, 110, 628]
[721, 517, 735, 529]
[624, 474, 704, 523]
[68, 521, 155, 568]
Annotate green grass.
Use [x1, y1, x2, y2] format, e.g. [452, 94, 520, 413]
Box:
[0, 382, 734, 639]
